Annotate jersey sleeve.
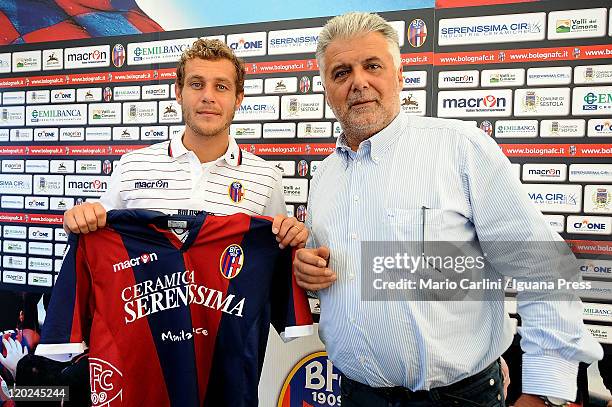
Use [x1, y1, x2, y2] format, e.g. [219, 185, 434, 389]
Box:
[98, 157, 124, 211]
[35, 234, 92, 361]
[262, 166, 287, 217]
[270, 247, 314, 341]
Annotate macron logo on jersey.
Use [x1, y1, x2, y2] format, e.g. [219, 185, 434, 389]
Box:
[113, 252, 158, 273]
[134, 180, 169, 189]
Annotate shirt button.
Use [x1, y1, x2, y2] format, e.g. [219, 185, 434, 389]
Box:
[348, 273, 355, 280]
[372, 155, 379, 162]
[359, 356, 365, 364]
[350, 317, 356, 324]
[353, 195, 359, 202]
[489, 379, 495, 386]
[350, 233, 358, 240]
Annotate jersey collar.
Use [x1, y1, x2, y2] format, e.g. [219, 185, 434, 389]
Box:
[168, 131, 242, 167]
[223, 136, 243, 167]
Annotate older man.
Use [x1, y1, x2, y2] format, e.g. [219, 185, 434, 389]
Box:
[294, 12, 602, 407]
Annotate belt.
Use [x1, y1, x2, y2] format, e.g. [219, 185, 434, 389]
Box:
[340, 360, 499, 402]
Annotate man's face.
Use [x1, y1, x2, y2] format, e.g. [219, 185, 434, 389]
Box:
[175, 58, 243, 139]
[323, 32, 402, 142]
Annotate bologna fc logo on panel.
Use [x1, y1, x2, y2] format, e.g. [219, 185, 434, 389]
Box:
[220, 244, 244, 279]
[228, 181, 244, 203]
[408, 19, 427, 48]
[296, 205, 307, 222]
[112, 44, 125, 68]
[103, 87, 112, 102]
[277, 351, 342, 407]
[103, 159, 112, 175]
[297, 160, 309, 176]
[299, 76, 311, 93]
[479, 120, 493, 137]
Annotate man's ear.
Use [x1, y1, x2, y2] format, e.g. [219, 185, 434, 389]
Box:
[174, 82, 182, 105]
[396, 64, 403, 89]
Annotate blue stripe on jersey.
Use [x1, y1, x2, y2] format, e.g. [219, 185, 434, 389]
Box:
[204, 216, 282, 406]
[116, 215, 200, 407]
[180, 212, 207, 249]
[40, 233, 80, 344]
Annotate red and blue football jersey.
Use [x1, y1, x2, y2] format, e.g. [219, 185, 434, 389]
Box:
[37, 209, 313, 407]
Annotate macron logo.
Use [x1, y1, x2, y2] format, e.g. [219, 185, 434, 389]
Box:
[113, 252, 158, 273]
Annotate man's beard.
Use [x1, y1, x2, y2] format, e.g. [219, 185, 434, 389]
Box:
[183, 109, 234, 138]
[335, 94, 397, 147]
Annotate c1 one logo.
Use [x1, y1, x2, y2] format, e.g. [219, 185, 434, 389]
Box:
[277, 351, 342, 407]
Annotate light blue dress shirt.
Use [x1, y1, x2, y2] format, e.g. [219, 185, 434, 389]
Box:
[306, 113, 603, 400]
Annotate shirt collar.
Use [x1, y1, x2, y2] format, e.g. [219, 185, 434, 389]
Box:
[335, 112, 404, 164]
[168, 130, 189, 158]
[223, 136, 243, 166]
[168, 131, 242, 167]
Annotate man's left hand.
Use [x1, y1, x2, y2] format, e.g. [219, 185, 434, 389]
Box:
[272, 215, 308, 249]
[514, 394, 549, 406]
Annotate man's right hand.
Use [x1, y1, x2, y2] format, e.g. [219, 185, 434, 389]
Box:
[293, 246, 336, 291]
[63, 202, 107, 234]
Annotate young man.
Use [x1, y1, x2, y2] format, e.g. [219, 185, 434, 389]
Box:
[294, 12, 602, 407]
[63, 39, 306, 248]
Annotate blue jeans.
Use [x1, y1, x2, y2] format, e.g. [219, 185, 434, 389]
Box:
[341, 360, 505, 407]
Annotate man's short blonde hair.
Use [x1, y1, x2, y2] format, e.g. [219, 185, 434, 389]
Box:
[176, 38, 245, 95]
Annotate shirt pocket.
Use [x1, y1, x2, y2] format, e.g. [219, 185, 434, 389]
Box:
[386, 207, 445, 242]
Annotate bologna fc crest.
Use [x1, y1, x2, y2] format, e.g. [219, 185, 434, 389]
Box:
[277, 351, 342, 407]
[297, 160, 309, 177]
[479, 120, 493, 137]
[220, 244, 244, 279]
[228, 181, 245, 203]
[103, 86, 112, 102]
[408, 19, 427, 48]
[299, 76, 311, 93]
[112, 44, 125, 68]
[102, 159, 112, 175]
[296, 205, 307, 222]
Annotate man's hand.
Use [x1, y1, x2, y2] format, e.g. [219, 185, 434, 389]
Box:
[294, 246, 336, 291]
[500, 356, 510, 399]
[272, 215, 308, 249]
[63, 202, 107, 234]
[0, 337, 28, 380]
[514, 394, 549, 406]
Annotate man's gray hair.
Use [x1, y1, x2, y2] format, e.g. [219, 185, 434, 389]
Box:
[316, 12, 401, 82]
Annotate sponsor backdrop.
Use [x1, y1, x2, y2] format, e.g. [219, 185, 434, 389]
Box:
[0, 0, 610, 405]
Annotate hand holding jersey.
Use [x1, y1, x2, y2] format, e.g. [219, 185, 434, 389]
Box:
[64, 202, 308, 249]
